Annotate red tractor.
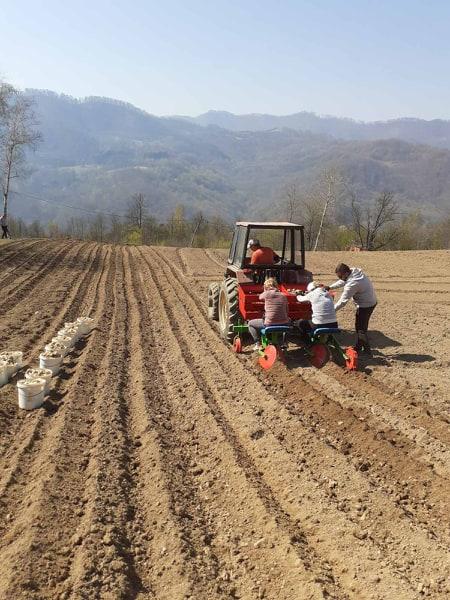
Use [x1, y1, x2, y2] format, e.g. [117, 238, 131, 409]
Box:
[208, 222, 358, 371]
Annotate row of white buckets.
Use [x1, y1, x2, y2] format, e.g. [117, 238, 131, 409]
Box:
[1, 317, 95, 410]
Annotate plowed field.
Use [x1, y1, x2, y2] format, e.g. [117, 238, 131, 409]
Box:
[0, 240, 449, 600]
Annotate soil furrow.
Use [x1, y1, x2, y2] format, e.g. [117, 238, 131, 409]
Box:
[298, 367, 450, 478]
[67, 246, 187, 599]
[331, 365, 450, 432]
[123, 248, 197, 598]
[153, 247, 450, 534]
[174, 247, 188, 275]
[1, 242, 448, 600]
[148, 246, 449, 598]
[0, 239, 42, 266]
[0, 240, 77, 315]
[63, 248, 152, 598]
[135, 250, 269, 599]
[0, 244, 114, 599]
[0, 243, 101, 458]
[134, 247, 329, 600]
[0, 239, 57, 293]
[204, 248, 226, 268]
[0, 241, 95, 351]
[145, 248, 357, 599]
[0, 244, 109, 510]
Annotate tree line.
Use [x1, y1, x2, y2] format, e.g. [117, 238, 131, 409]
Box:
[7, 198, 233, 248]
[8, 191, 449, 251]
[281, 169, 450, 251]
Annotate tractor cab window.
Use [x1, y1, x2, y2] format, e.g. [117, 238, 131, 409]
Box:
[229, 226, 247, 266]
[293, 228, 304, 268]
[246, 228, 295, 264]
[228, 230, 238, 264]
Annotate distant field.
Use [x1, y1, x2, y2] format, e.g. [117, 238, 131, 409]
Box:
[0, 240, 449, 599]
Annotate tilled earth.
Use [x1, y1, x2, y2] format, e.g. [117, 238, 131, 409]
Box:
[0, 240, 449, 600]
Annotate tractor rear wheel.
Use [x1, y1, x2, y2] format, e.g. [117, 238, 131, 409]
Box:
[218, 278, 240, 343]
[207, 282, 220, 320]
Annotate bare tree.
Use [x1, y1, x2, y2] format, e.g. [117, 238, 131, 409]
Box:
[300, 196, 323, 250]
[66, 216, 87, 239]
[312, 168, 343, 251]
[190, 213, 203, 247]
[110, 214, 125, 244]
[0, 85, 41, 216]
[283, 183, 300, 222]
[0, 82, 14, 116]
[89, 213, 106, 242]
[351, 191, 400, 250]
[127, 193, 146, 229]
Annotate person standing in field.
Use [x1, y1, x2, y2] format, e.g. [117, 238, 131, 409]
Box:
[1, 214, 10, 239]
[248, 277, 289, 350]
[326, 263, 377, 355]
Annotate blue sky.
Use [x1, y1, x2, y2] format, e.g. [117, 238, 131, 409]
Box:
[1, 0, 449, 120]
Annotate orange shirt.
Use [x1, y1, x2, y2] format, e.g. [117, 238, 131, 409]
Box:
[250, 247, 275, 265]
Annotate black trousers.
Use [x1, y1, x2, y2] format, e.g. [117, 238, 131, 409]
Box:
[1, 226, 9, 239]
[355, 304, 376, 333]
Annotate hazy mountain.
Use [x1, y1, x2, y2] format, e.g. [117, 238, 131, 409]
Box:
[12, 90, 450, 224]
[183, 110, 450, 149]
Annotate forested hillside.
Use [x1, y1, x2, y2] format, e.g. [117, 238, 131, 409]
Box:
[12, 90, 450, 223]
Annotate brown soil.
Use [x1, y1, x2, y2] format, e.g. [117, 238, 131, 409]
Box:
[0, 241, 448, 599]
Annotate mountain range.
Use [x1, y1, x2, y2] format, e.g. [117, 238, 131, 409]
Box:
[11, 90, 450, 224]
[182, 110, 450, 149]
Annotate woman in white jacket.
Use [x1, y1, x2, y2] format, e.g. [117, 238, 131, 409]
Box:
[326, 263, 377, 355]
[296, 281, 338, 339]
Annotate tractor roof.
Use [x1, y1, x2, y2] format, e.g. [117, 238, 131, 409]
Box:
[235, 222, 302, 228]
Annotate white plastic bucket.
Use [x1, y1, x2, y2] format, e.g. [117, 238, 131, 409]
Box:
[0, 353, 20, 378]
[66, 327, 80, 339]
[76, 317, 95, 335]
[39, 352, 63, 376]
[0, 360, 8, 386]
[59, 327, 79, 344]
[45, 341, 69, 357]
[52, 336, 72, 354]
[6, 360, 19, 378]
[65, 322, 82, 338]
[57, 329, 75, 346]
[17, 377, 46, 410]
[10, 351, 24, 368]
[25, 368, 53, 392]
[53, 335, 72, 349]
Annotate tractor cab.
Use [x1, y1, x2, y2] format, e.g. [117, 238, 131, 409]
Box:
[226, 222, 307, 285]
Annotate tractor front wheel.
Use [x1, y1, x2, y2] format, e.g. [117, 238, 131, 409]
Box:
[207, 282, 220, 320]
[218, 278, 240, 343]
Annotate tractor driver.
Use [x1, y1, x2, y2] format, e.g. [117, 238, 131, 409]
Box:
[247, 239, 280, 265]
